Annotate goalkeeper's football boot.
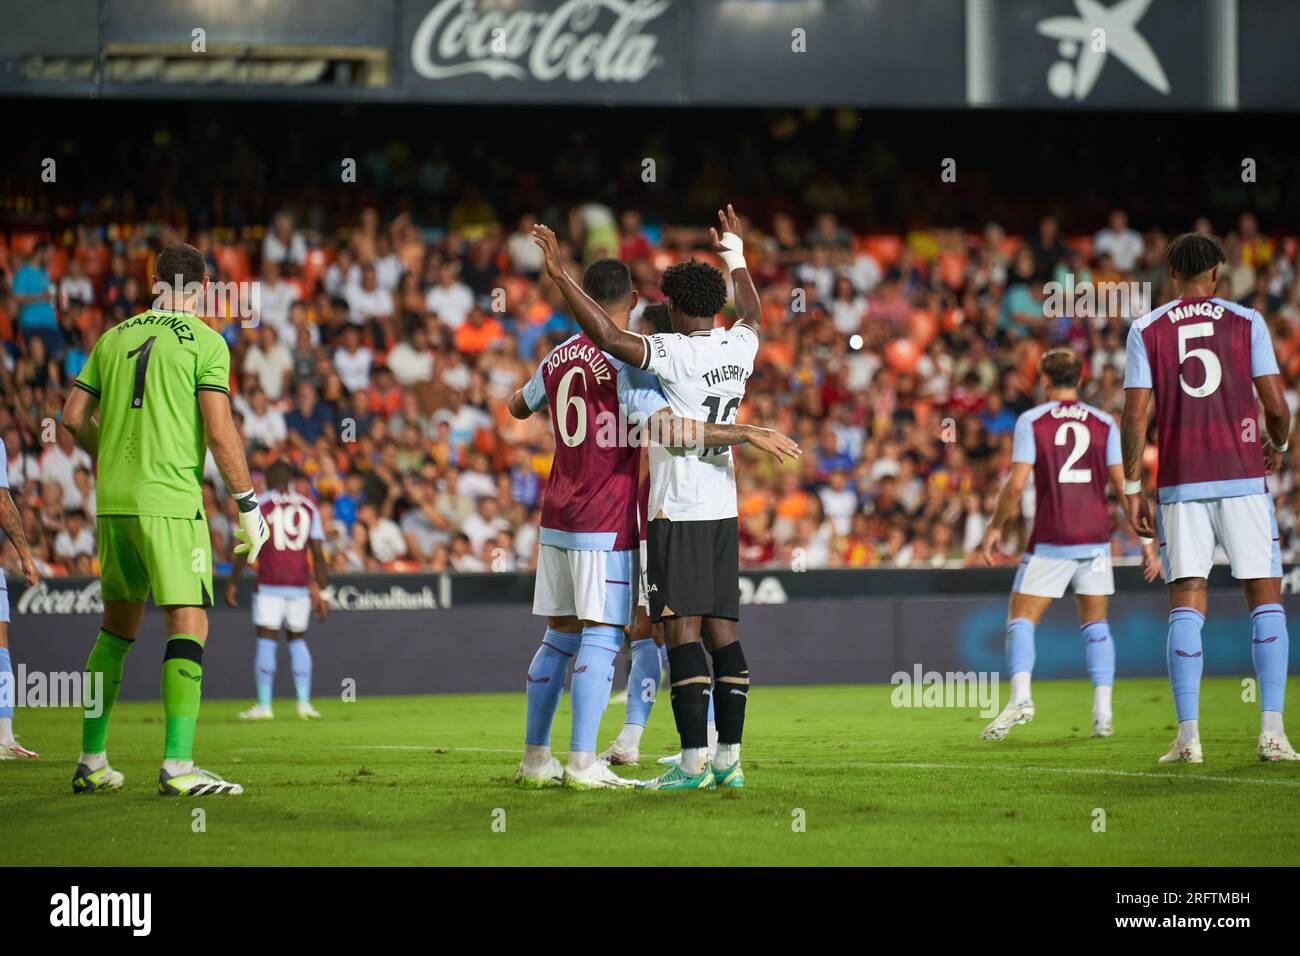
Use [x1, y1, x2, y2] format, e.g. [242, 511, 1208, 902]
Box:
[71, 762, 124, 794]
[0, 740, 38, 759]
[981, 698, 1035, 741]
[1258, 732, 1300, 761]
[1157, 737, 1204, 764]
[159, 766, 244, 796]
[637, 762, 717, 791]
[515, 757, 564, 788]
[711, 761, 745, 789]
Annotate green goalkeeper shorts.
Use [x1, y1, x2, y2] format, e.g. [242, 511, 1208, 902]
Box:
[97, 514, 215, 607]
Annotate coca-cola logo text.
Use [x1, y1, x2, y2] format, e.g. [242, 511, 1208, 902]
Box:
[410, 0, 670, 83]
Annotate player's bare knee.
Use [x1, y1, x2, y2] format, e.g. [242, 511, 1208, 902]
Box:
[102, 600, 145, 641]
[163, 605, 209, 643]
[548, 615, 582, 634]
[1243, 577, 1282, 609]
[663, 616, 702, 648]
[701, 616, 737, 652]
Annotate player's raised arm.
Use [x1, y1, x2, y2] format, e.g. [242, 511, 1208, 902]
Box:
[532, 224, 647, 368]
[710, 204, 760, 334]
[198, 389, 268, 563]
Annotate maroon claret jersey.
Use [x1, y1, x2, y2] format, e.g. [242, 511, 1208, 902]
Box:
[1013, 399, 1121, 554]
[521, 333, 667, 552]
[1125, 297, 1279, 502]
[254, 489, 324, 588]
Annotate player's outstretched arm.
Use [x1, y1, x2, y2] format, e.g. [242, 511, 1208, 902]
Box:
[710, 204, 761, 334]
[61, 387, 100, 458]
[0, 488, 39, 586]
[531, 224, 647, 368]
[646, 408, 801, 463]
[1119, 387, 1155, 536]
[199, 389, 269, 563]
[979, 461, 1030, 565]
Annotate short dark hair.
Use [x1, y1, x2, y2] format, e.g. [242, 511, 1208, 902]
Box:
[1166, 233, 1226, 279]
[642, 303, 672, 335]
[661, 259, 727, 319]
[1041, 347, 1083, 388]
[155, 242, 206, 290]
[581, 258, 633, 306]
[265, 460, 294, 490]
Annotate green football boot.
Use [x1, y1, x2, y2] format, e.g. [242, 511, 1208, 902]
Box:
[71, 762, 125, 794]
[712, 761, 745, 789]
[158, 766, 244, 796]
[637, 762, 717, 791]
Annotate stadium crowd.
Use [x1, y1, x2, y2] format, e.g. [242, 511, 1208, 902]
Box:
[3, 199, 1300, 578]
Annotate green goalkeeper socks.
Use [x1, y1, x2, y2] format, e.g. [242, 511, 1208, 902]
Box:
[161, 635, 205, 762]
[81, 630, 134, 755]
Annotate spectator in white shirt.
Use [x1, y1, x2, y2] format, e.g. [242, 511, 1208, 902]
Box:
[346, 264, 394, 327]
[4, 429, 39, 491]
[462, 496, 509, 553]
[324, 247, 360, 298]
[59, 259, 95, 307]
[507, 213, 545, 277]
[242, 324, 294, 401]
[386, 325, 435, 387]
[262, 212, 309, 268]
[818, 469, 859, 535]
[241, 387, 288, 449]
[1093, 209, 1144, 272]
[255, 259, 299, 341]
[333, 324, 374, 394]
[54, 509, 96, 561]
[373, 234, 403, 293]
[40, 428, 93, 510]
[425, 262, 474, 330]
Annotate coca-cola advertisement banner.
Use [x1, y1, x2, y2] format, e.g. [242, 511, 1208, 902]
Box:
[398, 0, 681, 103]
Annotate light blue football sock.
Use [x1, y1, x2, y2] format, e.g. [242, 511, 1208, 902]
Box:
[659, 644, 670, 683]
[288, 637, 313, 706]
[1081, 619, 1115, 688]
[1005, 617, 1035, 683]
[1250, 603, 1288, 714]
[254, 638, 276, 709]
[0, 647, 13, 721]
[625, 638, 660, 727]
[570, 624, 623, 753]
[524, 628, 579, 747]
[1167, 606, 1205, 722]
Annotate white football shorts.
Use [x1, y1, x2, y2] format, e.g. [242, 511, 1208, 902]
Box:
[533, 545, 637, 626]
[252, 586, 312, 633]
[1013, 548, 1114, 599]
[1157, 494, 1280, 583]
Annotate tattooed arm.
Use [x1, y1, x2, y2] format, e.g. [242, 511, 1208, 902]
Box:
[645, 409, 801, 463]
[0, 488, 39, 586]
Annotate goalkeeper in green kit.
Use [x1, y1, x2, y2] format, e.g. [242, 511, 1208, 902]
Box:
[61, 243, 269, 796]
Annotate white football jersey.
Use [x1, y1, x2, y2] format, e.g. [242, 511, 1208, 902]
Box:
[636, 323, 759, 521]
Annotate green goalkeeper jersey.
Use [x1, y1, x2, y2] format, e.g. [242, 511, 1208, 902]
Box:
[74, 308, 231, 519]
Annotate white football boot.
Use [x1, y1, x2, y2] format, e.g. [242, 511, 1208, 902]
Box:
[239, 704, 274, 721]
[981, 699, 1035, 741]
[0, 740, 38, 759]
[1258, 732, 1300, 761]
[1091, 714, 1114, 738]
[1158, 737, 1204, 764]
[598, 741, 640, 766]
[297, 702, 322, 720]
[563, 759, 635, 790]
[514, 757, 563, 788]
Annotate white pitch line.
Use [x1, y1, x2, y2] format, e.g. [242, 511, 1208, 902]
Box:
[792, 759, 1300, 789]
[222, 746, 1300, 789]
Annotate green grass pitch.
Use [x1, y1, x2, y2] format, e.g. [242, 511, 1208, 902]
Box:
[4, 678, 1297, 866]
